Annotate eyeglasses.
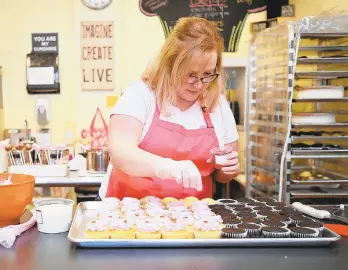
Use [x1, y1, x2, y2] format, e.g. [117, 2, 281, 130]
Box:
[186, 73, 219, 84]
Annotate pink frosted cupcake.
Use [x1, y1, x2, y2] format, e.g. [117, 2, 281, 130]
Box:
[146, 207, 169, 217]
[135, 220, 162, 239]
[101, 197, 120, 211]
[179, 215, 195, 239]
[140, 196, 162, 205]
[193, 219, 221, 239]
[85, 220, 109, 239]
[167, 201, 187, 211]
[162, 220, 189, 239]
[109, 218, 135, 239]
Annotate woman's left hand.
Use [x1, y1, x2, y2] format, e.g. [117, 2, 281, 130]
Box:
[207, 151, 240, 175]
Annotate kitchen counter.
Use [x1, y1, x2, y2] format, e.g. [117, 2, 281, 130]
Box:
[35, 171, 103, 187]
[1, 227, 347, 270]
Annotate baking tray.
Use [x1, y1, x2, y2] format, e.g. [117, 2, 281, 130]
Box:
[67, 202, 341, 248]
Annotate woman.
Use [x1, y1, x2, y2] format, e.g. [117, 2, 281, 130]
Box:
[102, 17, 240, 199]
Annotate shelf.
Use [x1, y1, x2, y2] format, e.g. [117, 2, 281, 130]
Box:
[290, 187, 348, 199]
[297, 57, 348, 64]
[295, 71, 348, 79]
[299, 45, 348, 51]
[300, 32, 348, 38]
[291, 149, 348, 154]
[292, 123, 348, 128]
[293, 98, 348, 103]
[291, 135, 348, 141]
[291, 154, 348, 159]
[291, 179, 348, 185]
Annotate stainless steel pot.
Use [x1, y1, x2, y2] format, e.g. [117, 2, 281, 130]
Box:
[86, 149, 109, 174]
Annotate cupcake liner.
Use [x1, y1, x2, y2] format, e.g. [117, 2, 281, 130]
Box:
[221, 229, 248, 239]
[262, 228, 290, 238]
[237, 223, 262, 238]
[290, 227, 319, 238]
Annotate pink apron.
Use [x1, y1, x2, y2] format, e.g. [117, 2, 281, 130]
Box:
[106, 104, 219, 199]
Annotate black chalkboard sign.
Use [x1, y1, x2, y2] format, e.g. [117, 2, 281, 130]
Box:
[32, 33, 58, 53]
[139, 0, 267, 52]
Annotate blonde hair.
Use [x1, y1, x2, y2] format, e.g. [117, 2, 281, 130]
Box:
[142, 17, 225, 113]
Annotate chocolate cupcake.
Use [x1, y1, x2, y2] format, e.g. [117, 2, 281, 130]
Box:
[208, 204, 226, 211]
[262, 226, 290, 238]
[222, 216, 240, 224]
[217, 199, 238, 204]
[265, 201, 285, 208]
[245, 201, 266, 208]
[288, 214, 312, 225]
[262, 219, 287, 228]
[268, 214, 292, 225]
[297, 221, 324, 236]
[289, 227, 319, 238]
[235, 198, 256, 205]
[279, 206, 299, 216]
[237, 223, 262, 237]
[221, 228, 248, 239]
[240, 217, 262, 224]
[256, 210, 274, 220]
[255, 197, 277, 204]
[226, 205, 247, 212]
[237, 212, 257, 218]
[251, 206, 269, 213]
[224, 218, 242, 228]
[220, 213, 238, 220]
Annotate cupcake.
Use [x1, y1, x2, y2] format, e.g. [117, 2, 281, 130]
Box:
[84, 220, 109, 239]
[262, 226, 290, 238]
[121, 197, 140, 206]
[240, 217, 262, 225]
[167, 200, 186, 211]
[235, 198, 256, 205]
[268, 214, 292, 225]
[296, 221, 324, 236]
[180, 215, 195, 238]
[217, 199, 237, 204]
[193, 219, 221, 239]
[288, 214, 308, 225]
[201, 198, 216, 205]
[183, 196, 199, 207]
[162, 220, 189, 239]
[101, 197, 120, 211]
[289, 227, 319, 238]
[140, 196, 162, 205]
[251, 206, 268, 213]
[162, 197, 178, 207]
[237, 223, 262, 237]
[256, 210, 274, 220]
[135, 220, 162, 239]
[221, 228, 248, 238]
[262, 219, 287, 228]
[255, 197, 277, 204]
[245, 201, 266, 208]
[279, 206, 299, 216]
[223, 218, 242, 228]
[266, 201, 285, 208]
[238, 212, 257, 219]
[146, 207, 169, 217]
[109, 218, 135, 239]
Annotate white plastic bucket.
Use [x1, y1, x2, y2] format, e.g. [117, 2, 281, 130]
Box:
[34, 198, 74, 234]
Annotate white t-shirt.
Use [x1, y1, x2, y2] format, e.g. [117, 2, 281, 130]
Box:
[99, 80, 239, 198]
[111, 80, 239, 144]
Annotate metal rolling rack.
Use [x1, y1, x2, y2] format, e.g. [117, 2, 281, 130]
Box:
[246, 17, 348, 205]
[288, 32, 348, 205]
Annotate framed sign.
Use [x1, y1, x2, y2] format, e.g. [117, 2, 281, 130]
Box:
[32, 33, 58, 53]
[80, 21, 114, 91]
[281, 5, 295, 17]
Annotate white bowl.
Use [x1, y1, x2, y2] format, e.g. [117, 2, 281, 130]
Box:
[34, 198, 74, 234]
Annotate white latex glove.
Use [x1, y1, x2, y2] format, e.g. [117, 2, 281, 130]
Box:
[154, 158, 202, 191]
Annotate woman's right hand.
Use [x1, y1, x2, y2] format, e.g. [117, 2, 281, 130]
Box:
[154, 158, 202, 191]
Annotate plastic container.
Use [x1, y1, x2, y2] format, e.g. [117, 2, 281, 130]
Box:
[34, 198, 74, 234]
[210, 146, 233, 169]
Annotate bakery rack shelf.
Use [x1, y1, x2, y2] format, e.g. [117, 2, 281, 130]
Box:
[297, 57, 348, 64]
[295, 71, 348, 79]
[292, 123, 348, 128]
[290, 186, 348, 199]
[292, 135, 348, 141]
[291, 179, 348, 185]
[293, 98, 348, 103]
[291, 154, 348, 159]
[299, 45, 348, 51]
[300, 32, 348, 38]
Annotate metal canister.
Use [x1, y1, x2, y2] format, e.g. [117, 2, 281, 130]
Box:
[86, 148, 109, 174]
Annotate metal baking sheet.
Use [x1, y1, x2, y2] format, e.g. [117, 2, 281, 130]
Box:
[68, 202, 341, 248]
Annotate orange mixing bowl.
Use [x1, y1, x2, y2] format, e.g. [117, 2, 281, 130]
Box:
[0, 173, 35, 227]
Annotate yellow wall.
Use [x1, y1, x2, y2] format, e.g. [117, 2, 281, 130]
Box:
[0, 109, 3, 140]
[290, 0, 348, 18]
[0, 0, 265, 144]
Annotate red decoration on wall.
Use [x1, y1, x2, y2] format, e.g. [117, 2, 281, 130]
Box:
[80, 108, 108, 148]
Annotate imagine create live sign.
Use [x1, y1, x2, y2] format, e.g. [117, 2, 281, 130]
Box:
[80, 21, 114, 91]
